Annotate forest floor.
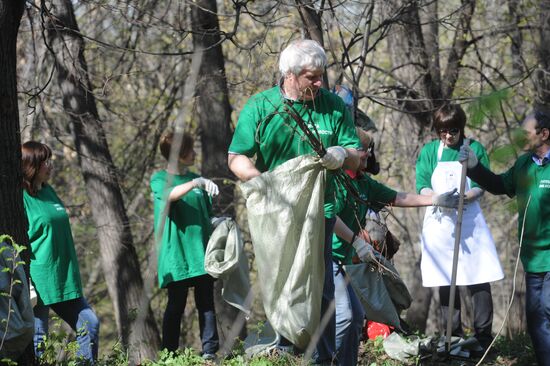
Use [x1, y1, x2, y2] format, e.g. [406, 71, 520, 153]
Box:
[356, 333, 538, 366]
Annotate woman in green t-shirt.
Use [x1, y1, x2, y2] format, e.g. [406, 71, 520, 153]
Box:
[22, 141, 99, 362]
[151, 132, 219, 359]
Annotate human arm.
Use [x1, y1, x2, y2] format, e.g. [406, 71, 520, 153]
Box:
[459, 144, 508, 195]
[319, 146, 360, 171]
[333, 216, 374, 262]
[464, 187, 484, 203]
[342, 148, 360, 171]
[167, 177, 219, 201]
[333, 215, 372, 244]
[392, 189, 459, 208]
[228, 153, 261, 182]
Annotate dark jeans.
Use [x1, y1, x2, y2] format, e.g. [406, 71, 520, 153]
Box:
[525, 272, 550, 366]
[439, 283, 493, 346]
[162, 274, 219, 354]
[34, 297, 100, 363]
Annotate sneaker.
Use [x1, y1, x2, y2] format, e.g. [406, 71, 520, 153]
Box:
[202, 353, 216, 361]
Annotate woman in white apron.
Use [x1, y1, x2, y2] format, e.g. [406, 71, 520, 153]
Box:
[415, 104, 504, 350]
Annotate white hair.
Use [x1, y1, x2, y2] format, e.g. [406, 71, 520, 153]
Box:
[278, 39, 327, 76]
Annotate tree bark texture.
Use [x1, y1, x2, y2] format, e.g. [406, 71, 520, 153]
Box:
[394, 0, 474, 332]
[0, 1, 35, 363]
[191, 0, 235, 217]
[535, 0, 550, 109]
[0, 0, 27, 251]
[190, 0, 247, 345]
[397, 0, 475, 126]
[43, 0, 160, 361]
[295, 0, 329, 89]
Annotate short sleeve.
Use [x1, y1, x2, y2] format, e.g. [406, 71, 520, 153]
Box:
[364, 176, 398, 211]
[228, 98, 260, 157]
[334, 105, 361, 149]
[416, 143, 435, 193]
[150, 172, 169, 201]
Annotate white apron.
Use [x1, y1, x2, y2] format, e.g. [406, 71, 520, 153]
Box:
[420, 142, 504, 287]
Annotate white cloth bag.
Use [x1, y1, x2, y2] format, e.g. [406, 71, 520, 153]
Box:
[239, 155, 326, 350]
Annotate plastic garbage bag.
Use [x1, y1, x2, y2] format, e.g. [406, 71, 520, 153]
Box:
[205, 217, 251, 315]
[0, 241, 34, 360]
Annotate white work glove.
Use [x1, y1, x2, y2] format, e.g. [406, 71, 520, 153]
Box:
[192, 177, 219, 197]
[459, 144, 478, 169]
[431, 188, 459, 208]
[352, 236, 375, 263]
[320, 146, 348, 170]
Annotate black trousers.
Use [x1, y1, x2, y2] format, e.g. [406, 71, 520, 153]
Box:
[439, 283, 493, 347]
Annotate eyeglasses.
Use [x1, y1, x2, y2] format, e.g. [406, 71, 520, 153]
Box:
[437, 128, 460, 136]
[42, 159, 52, 168]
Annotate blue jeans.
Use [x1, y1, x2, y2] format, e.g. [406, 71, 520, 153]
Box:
[333, 262, 364, 366]
[312, 217, 338, 364]
[34, 297, 100, 363]
[525, 272, 550, 366]
[162, 274, 219, 355]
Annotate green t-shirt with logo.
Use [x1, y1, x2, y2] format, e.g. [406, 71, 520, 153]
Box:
[501, 154, 550, 272]
[416, 138, 489, 193]
[151, 170, 213, 288]
[24, 185, 83, 306]
[332, 174, 397, 263]
[228, 86, 361, 218]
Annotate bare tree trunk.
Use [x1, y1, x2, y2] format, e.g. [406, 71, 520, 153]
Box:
[295, 0, 324, 46]
[508, 0, 525, 77]
[0, 0, 27, 248]
[43, 0, 160, 362]
[392, 0, 476, 332]
[190, 0, 246, 346]
[295, 0, 328, 88]
[0, 1, 35, 363]
[535, 0, 550, 109]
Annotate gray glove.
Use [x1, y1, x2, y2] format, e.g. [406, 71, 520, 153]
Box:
[431, 188, 459, 208]
[459, 144, 478, 169]
[352, 236, 375, 263]
[320, 146, 348, 170]
[192, 177, 219, 197]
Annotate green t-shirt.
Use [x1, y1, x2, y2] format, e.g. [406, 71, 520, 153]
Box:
[24, 185, 83, 305]
[500, 154, 550, 272]
[151, 170, 213, 288]
[416, 138, 490, 193]
[332, 174, 398, 263]
[228, 86, 361, 218]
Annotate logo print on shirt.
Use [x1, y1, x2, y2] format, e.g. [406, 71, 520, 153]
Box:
[53, 203, 65, 212]
[540, 179, 550, 189]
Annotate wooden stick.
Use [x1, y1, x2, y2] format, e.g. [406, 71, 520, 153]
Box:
[445, 138, 470, 352]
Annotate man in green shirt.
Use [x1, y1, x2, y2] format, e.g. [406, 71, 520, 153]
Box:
[460, 111, 550, 365]
[228, 39, 361, 364]
[331, 116, 460, 366]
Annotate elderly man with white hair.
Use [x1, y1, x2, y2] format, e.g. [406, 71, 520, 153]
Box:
[228, 39, 362, 364]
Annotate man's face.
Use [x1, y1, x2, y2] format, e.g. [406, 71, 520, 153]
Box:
[286, 68, 323, 100]
[521, 117, 546, 152]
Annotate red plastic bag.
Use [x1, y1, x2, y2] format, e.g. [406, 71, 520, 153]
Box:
[365, 320, 393, 340]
